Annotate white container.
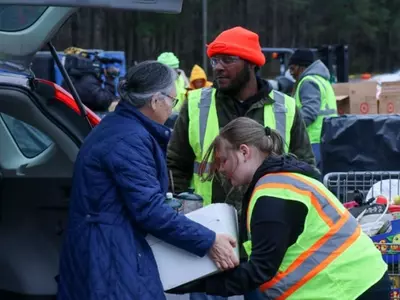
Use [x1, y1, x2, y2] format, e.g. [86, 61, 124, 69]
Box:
[146, 203, 239, 291]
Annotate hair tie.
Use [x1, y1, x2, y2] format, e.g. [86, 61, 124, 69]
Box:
[265, 126, 271, 136]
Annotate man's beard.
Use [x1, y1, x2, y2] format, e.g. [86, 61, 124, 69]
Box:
[216, 66, 251, 95]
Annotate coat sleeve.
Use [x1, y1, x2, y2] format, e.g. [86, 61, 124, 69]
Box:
[288, 107, 317, 168]
[167, 100, 196, 193]
[298, 80, 321, 127]
[106, 135, 215, 257]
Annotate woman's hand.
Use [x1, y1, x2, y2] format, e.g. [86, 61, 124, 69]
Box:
[209, 233, 239, 271]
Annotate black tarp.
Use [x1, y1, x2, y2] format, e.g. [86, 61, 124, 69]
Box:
[321, 114, 400, 175]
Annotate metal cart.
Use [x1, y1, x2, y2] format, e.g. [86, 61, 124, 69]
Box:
[324, 171, 400, 298]
[323, 171, 400, 204]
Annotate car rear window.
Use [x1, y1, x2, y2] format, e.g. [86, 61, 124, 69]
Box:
[0, 5, 47, 32]
[0, 112, 53, 158]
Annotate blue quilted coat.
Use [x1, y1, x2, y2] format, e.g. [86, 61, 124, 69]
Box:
[57, 101, 216, 300]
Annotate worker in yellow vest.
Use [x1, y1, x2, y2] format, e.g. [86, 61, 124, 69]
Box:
[157, 52, 189, 112]
[168, 117, 390, 300]
[167, 27, 316, 216]
[289, 49, 338, 169]
[168, 26, 316, 300]
[188, 64, 213, 90]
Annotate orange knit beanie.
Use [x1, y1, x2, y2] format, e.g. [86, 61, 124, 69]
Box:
[207, 26, 266, 66]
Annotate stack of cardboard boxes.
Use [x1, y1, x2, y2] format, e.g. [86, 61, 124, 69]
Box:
[333, 81, 400, 115]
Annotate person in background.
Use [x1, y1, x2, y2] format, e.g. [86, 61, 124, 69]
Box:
[57, 61, 239, 300]
[168, 26, 316, 218]
[73, 65, 119, 114]
[168, 117, 390, 300]
[167, 26, 316, 300]
[189, 64, 213, 90]
[289, 49, 338, 169]
[102, 62, 121, 113]
[157, 51, 189, 112]
[63, 47, 119, 114]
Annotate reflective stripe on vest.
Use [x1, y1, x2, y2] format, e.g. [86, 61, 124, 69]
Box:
[265, 216, 359, 300]
[295, 75, 337, 143]
[244, 173, 386, 300]
[188, 88, 296, 205]
[188, 88, 218, 204]
[265, 90, 290, 150]
[198, 87, 213, 154]
[192, 89, 293, 173]
[310, 75, 337, 116]
[191, 87, 215, 180]
[246, 173, 344, 233]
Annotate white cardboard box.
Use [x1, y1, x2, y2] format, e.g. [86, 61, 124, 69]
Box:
[146, 203, 240, 291]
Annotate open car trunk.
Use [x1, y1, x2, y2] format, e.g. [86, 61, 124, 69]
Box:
[0, 74, 84, 297]
[0, 70, 187, 300]
[0, 1, 184, 298]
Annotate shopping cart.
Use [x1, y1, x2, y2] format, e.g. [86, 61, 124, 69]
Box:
[323, 171, 400, 204]
[323, 172, 400, 298]
[375, 242, 400, 299]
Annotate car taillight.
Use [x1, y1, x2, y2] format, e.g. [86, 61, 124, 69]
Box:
[36, 79, 100, 127]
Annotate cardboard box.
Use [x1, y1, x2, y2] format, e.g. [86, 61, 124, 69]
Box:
[146, 203, 239, 291]
[379, 95, 400, 114]
[378, 81, 400, 114]
[349, 81, 379, 114]
[333, 81, 400, 115]
[333, 83, 350, 114]
[333, 81, 379, 114]
[380, 81, 400, 95]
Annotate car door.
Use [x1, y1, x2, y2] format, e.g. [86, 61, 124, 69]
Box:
[0, 1, 183, 69]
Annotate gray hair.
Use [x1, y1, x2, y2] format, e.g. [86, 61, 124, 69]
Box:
[118, 60, 177, 108]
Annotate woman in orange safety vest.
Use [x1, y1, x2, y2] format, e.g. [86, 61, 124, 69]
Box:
[168, 117, 390, 300]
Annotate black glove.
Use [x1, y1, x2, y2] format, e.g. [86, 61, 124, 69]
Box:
[165, 279, 206, 294]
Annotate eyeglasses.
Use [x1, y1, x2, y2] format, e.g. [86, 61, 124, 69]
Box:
[161, 92, 178, 108]
[210, 55, 241, 68]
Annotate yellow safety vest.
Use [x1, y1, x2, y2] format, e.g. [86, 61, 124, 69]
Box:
[173, 75, 187, 112]
[243, 172, 387, 300]
[295, 75, 337, 144]
[188, 87, 296, 205]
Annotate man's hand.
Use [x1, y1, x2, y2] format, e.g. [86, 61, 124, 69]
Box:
[209, 233, 239, 270]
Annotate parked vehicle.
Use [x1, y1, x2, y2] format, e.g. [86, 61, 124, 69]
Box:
[0, 1, 183, 298]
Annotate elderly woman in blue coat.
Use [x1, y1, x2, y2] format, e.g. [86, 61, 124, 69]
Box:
[57, 61, 239, 300]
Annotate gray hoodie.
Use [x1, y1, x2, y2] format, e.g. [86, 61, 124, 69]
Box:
[297, 60, 331, 127]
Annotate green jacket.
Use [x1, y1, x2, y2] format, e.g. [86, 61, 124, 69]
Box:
[167, 80, 316, 214]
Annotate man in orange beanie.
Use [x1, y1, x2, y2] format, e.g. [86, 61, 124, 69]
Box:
[167, 27, 316, 299]
[206, 27, 266, 95]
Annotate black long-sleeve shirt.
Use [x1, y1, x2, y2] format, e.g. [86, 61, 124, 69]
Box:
[199, 196, 307, 296]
